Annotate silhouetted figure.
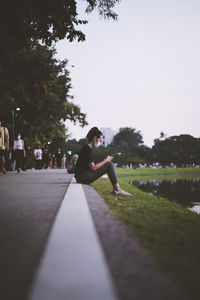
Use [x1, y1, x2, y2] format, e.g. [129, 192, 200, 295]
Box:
[55, 148, 63, 169]
[42, 145, 50, 169]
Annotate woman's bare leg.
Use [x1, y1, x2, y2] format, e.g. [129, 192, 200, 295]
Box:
[114, 183, 120, 191]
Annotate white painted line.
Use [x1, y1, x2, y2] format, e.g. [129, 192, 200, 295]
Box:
[28, 180, 118, 300]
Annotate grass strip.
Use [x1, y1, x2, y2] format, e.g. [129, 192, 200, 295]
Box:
[92, 171, 200, 298]
[116, 167, 200, 180]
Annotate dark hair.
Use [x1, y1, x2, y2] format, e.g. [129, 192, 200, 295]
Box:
[15, 133, 22, 139]
[87, 127, 102, 143]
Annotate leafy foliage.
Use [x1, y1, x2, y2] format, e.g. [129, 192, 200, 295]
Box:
[112, 127, 144, 149]
[0, 0, 120, 49]
[151, 134, 200, 166]
[0, 0, 120, 148]
[0, 43, 87, 145]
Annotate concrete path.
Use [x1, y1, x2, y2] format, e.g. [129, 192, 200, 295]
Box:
[0, 170, 190, 300]
[28, 177, 118, 300]
[0, 169, 72, 300]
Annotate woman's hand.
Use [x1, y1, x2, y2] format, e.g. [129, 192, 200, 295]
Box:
[90, 156, 113, 171]
[105, 155, 113, 163]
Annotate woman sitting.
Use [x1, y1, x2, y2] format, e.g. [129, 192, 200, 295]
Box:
[75, 127, 131, 196]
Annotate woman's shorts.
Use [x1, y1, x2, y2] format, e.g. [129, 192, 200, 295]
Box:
[0, 149, 6, 157]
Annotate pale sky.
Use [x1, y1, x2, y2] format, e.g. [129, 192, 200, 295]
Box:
[55, 0, 200, 146]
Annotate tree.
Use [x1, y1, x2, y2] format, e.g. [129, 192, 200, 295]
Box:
[0, 42, 87, 145]
[0, 0, 120, 148]
[153, 131, 167, 144]
[107, 127, 151, 166]
[112, 127, 144, 149]
[151, 134, 200, 166]
[0, 0, 120, 50]
[65, 138, 87, 155]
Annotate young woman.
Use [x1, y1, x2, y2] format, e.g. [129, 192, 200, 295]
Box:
[75, 127, 131, 195]
[14, 133, 26, 173]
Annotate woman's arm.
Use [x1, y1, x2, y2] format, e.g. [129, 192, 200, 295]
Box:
[89, 156, 113, 171]
[5, 128, 9, 150]
[6, 138, 9, 151]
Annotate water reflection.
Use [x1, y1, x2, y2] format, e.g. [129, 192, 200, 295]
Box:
[130, 178, 200, 214]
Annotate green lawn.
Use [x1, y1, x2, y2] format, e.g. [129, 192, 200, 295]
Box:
[92, 168, 200, 298]
[116, 167, 200, 180]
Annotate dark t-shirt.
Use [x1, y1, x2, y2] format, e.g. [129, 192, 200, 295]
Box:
[55, 152, 63, 161]
[75, 144, 94, 176]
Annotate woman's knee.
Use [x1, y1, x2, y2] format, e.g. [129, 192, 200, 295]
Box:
[105, 161, 115, 172]
[105, 161, 113, 168]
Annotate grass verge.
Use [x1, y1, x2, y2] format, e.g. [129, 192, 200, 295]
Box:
[92, 169, 200, 298]
[116, 167, 200, 180]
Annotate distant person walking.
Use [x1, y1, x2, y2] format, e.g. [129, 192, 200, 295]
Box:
[65, 152, 71, 169]
[0, 120, 9, 174]
[67, 153, 79, 174]
[55, 148, 63, 169]
[14, 133, 26, 173]
[42, 144, 50, 169]
[34, 145, 42, 170]
[75, 127, 131, 195]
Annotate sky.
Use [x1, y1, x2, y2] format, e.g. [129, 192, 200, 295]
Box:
[55, 0, 200, 146]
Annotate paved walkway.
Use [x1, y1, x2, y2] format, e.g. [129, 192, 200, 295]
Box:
[0, 169, 190, 300]
[28, 177, 118, 300]
[0, 170, 72, 300]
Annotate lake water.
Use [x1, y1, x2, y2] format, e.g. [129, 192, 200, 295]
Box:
[130, 178, 200, 214]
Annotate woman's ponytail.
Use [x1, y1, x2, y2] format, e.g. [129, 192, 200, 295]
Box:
[87, 127, 102, 143]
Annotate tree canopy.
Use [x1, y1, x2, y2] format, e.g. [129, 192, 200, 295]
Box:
[112, 127, 144, 149]
[0, 0, 120, 50]
[0, 0, 120, 148]
[0, 42, 87, 145]
[152, 134, 200, 166]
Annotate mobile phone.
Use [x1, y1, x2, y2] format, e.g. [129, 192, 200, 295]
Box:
[111, 152, 122, 157]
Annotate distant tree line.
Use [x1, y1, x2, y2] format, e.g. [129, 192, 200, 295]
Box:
[65, 127, 200, 167]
